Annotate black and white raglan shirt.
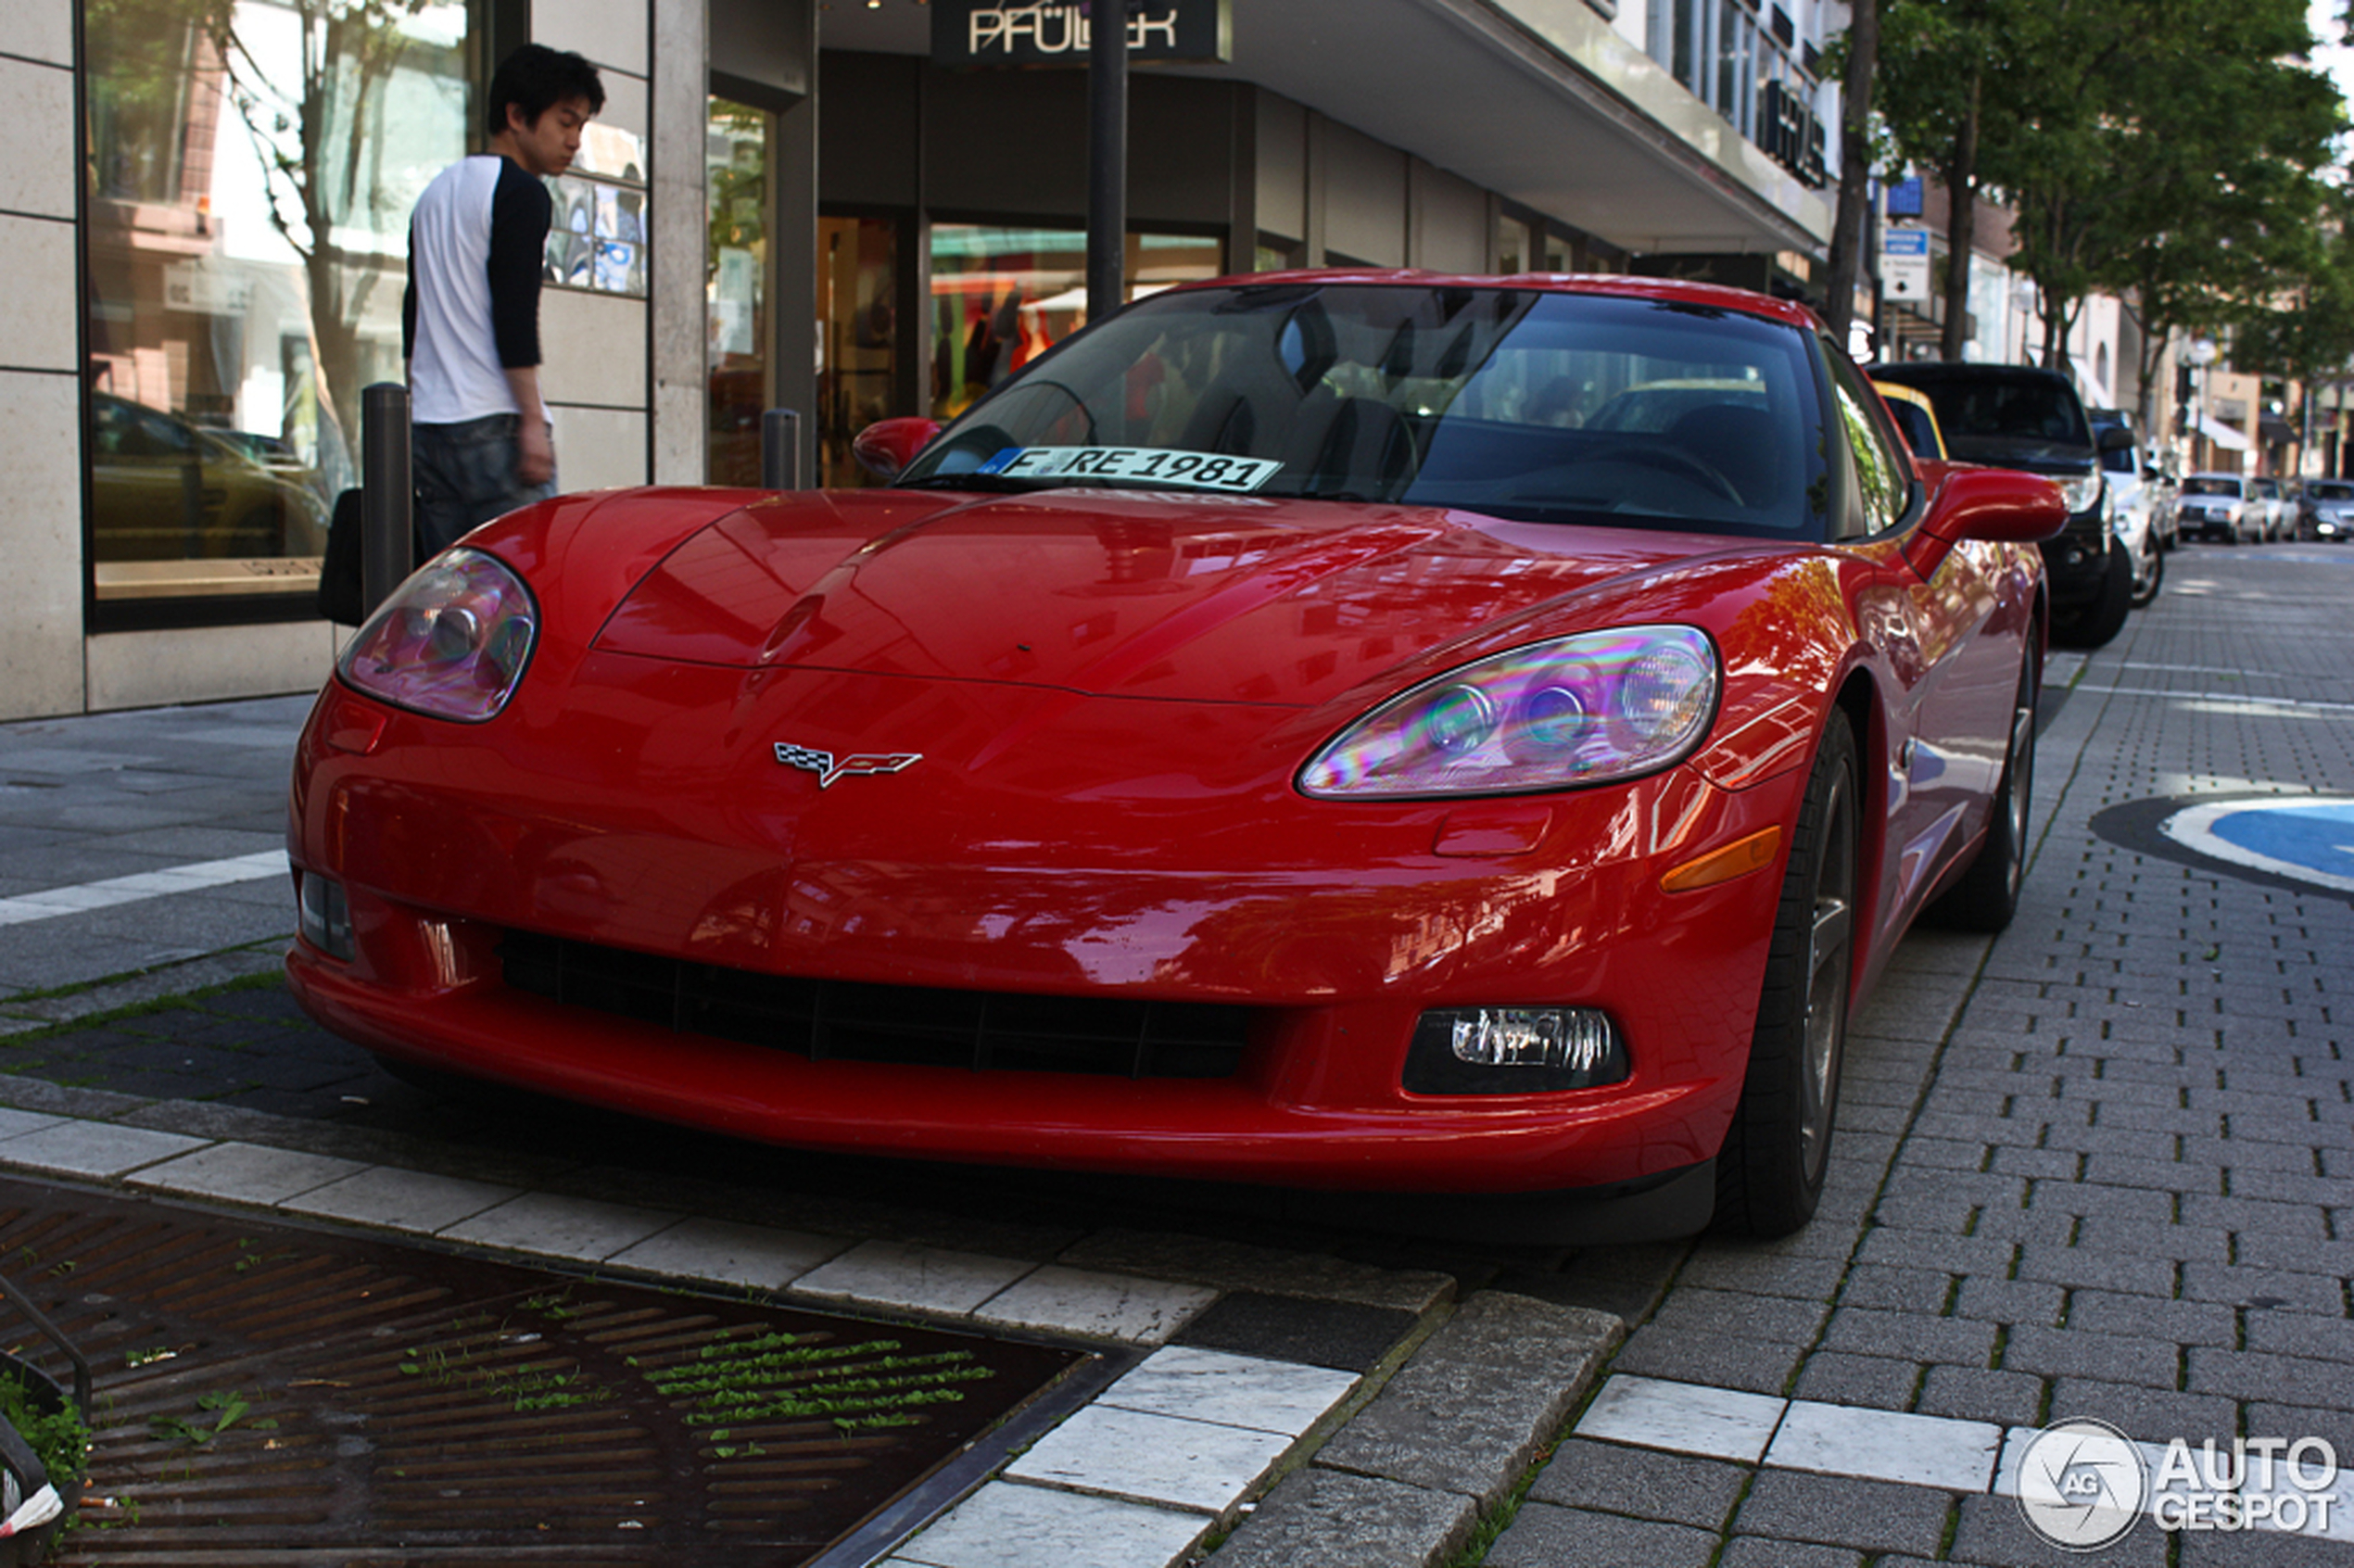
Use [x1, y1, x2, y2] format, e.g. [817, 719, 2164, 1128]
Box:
[403, 155, 552, 426]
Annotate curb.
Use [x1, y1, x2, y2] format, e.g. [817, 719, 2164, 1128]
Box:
[1210, 1293, 1625, 1566]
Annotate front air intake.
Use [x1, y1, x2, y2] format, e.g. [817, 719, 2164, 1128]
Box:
[500, 930, 1251, 1080]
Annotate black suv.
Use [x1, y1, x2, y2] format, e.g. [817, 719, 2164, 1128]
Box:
[1869, 363, 2133, 648]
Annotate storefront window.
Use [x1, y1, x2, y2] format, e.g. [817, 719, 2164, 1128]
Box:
[816, 217, 898, 488]
[707, 97, 771, 485]
[1496, 214, 1533, 273]
[82, 0, 472, 603]
[927, 225, 1220, 422]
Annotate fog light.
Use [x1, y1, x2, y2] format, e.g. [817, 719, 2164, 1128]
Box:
[298, 872, 354, 961]
[1403, 1006, 1627, 1094]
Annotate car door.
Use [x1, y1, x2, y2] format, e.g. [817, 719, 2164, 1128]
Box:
[1827, 351, 2016, 919]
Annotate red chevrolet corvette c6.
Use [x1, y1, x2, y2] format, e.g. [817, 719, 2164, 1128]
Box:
[285, 272, 2063, 1239]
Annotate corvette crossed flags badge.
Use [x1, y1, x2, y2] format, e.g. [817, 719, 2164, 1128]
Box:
[773, 742, 923, 789]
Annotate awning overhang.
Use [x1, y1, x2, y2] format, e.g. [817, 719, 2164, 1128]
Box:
[821, 1, 1833, 259]
[2198, 416, 2250, 452]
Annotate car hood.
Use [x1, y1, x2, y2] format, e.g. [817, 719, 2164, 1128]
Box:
[591, 488, 1759, 707]
[1942, 437, 2095, 475]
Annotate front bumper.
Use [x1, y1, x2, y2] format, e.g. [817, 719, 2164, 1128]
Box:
[285, 677, 1805, 1195]
[2037, 512, 2113, 607]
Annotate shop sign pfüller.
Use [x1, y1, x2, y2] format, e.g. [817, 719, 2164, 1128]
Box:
[932, 0, 1233, 67]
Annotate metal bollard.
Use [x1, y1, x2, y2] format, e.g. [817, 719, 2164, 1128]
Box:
[761, 409, 804, 491]
[361, 383, 415, 618]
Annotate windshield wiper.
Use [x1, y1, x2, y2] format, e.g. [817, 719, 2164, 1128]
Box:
[894, 472, 1061, 493]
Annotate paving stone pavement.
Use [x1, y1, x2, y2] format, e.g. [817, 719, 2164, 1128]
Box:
[1, 543, 2350, 1564]
[1507, 543, 2354, 1564]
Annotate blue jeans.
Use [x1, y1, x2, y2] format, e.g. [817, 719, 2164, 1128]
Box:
[412, 412, 556, 556]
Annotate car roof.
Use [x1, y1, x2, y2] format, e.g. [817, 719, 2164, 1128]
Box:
[1870, 360, 2074, 389]
[1168, 268, 1828, 334]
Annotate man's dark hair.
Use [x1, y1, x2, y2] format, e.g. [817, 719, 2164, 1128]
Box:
[486, 44, 605, 139]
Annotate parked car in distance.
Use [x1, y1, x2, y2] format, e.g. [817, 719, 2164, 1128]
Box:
[2176, 474, 2256, 545]
[2250, 475, 2293, 542]
[2087, 410, 2163, 606]
[1876, 381, 1946, 461]
[2300, 478, 2354, 541]
[287, 272, 2065, 1243]
[1869, 361, 2130, 647]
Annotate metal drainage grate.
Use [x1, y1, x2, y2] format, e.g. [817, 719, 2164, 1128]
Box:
[0, 1178, 1090, 1565]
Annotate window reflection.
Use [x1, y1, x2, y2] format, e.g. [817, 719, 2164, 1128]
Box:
[928, 225, 1221, 422]
[708, 97, 771, 486]
[82, 0, 470, 601]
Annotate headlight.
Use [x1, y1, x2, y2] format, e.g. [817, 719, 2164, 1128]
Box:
[2058, 474, 2103, 515]
[1298, 626, 1718, 799]
[338, 548, 538, 722]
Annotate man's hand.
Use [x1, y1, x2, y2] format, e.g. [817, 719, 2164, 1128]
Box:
[517, 419, 555, 486]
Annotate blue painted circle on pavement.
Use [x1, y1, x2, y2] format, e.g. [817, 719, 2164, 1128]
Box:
[2160, 797, 2354, 895]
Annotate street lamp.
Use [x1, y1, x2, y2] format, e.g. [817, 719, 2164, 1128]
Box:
[2186, 337, 2218, 471]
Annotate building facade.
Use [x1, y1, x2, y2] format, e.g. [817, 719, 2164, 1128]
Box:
[3, 0, 1846, 721]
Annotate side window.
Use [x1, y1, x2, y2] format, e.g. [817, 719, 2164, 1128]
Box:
[1825, 350, 1909, 537]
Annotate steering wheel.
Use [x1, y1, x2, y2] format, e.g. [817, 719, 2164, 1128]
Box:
[1612, 444, 1745, 505]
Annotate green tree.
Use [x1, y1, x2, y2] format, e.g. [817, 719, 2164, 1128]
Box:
[1878, 0, 2007, 360]
[1876, 0, 2339, 389]
[2233, 190, 2354, 395]
[2004, 0, 2338, 377]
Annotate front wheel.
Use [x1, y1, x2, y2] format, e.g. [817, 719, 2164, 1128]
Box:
[1714, 717, 1858, 1238]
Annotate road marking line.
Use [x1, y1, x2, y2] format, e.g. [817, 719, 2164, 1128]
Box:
[1577, 1375, 2348, 1539]
[2073, 683, 2354, 715]
[0, 851, 287, 928]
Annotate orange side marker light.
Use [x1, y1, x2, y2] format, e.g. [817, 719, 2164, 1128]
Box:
[1660, 826, 1783, 894]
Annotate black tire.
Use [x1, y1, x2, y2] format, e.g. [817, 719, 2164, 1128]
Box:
[1926, 653, 2038, 933]
[2053, 545, 2132, 649]
[1715, 717, 1858, 1238]
[2127, 528, 2163, 608]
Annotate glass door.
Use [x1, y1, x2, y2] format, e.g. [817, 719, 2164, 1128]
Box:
[706, 96, 771, 485]
[816, 216, 901, 487]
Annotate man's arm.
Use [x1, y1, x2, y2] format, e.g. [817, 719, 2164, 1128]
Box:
[505, 366, 553, 485]
[487, 160, 555, 481]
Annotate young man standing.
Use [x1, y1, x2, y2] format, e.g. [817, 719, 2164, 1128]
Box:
[404, 44, 605, 555]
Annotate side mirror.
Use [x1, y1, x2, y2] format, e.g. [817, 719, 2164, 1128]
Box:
[1905, 466, 2067, 575]
[851, 417, 943, 481]
[2096, 425, 2134, 454]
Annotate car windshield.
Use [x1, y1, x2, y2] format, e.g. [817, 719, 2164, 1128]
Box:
[1899, 378, 2092, 465]
[2183, 476, 2242, 497]
[898, 283, 1832, 539]
[2309, 482, 2354, 501]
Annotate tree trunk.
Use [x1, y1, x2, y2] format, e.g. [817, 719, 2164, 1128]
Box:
[1823, 0, 1879, 343]
[1940, 68, 1981, 360]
